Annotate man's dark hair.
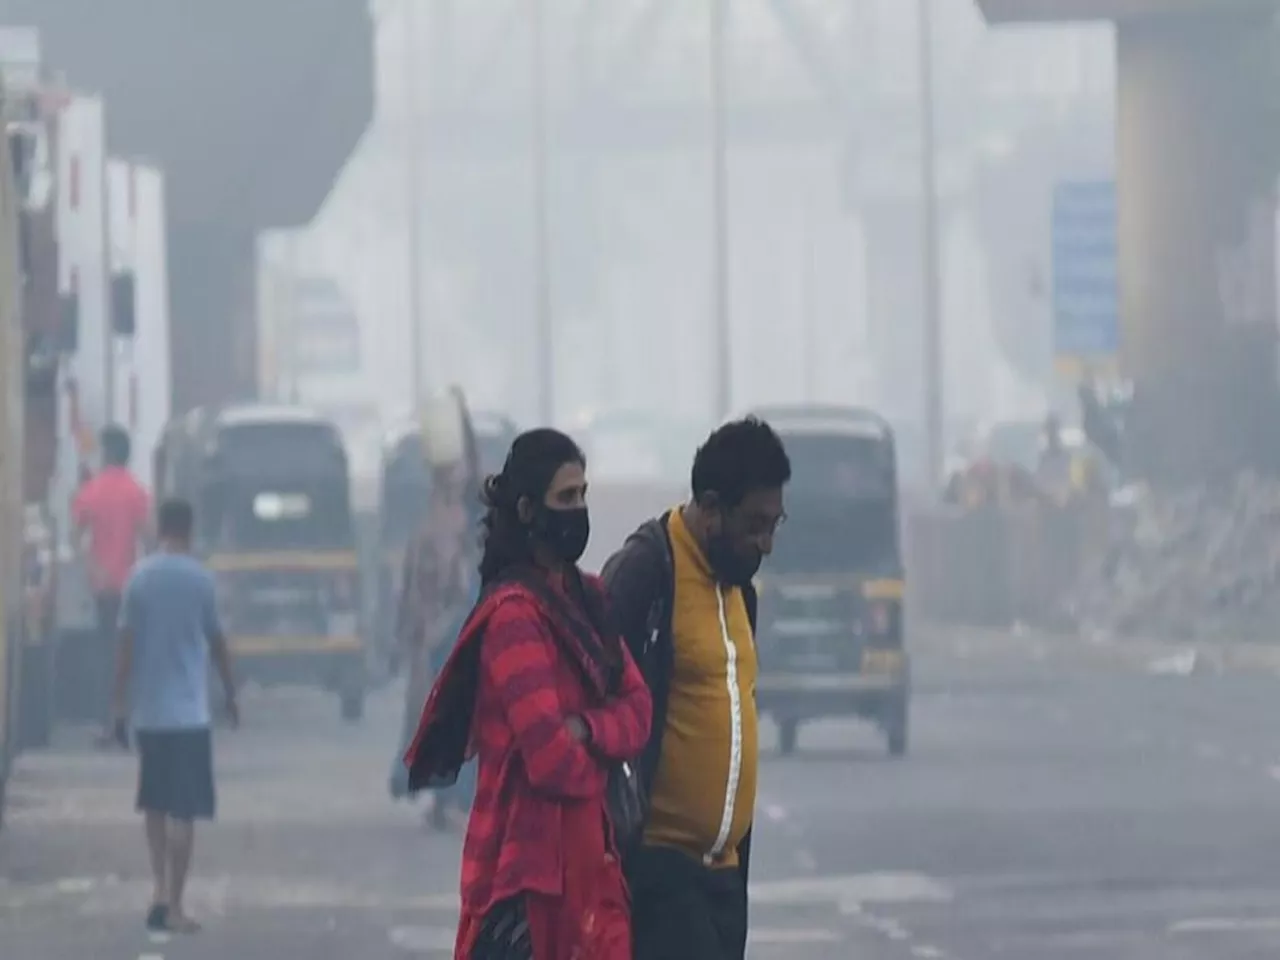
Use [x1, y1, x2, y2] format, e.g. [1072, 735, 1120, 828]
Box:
[691, 416, 792, 508]
[158, 498, 195, 542]
[101, 425, 131, 467]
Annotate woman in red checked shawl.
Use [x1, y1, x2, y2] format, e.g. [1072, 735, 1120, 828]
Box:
[406, 428, 652, 960]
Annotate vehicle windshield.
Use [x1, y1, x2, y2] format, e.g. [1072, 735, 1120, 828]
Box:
[212, 422, 347, 476]
[200, 422, 352, 551]
[766, 432, 898, 574]
[780, 432, 895, 500]
[200, 480, 353, 552]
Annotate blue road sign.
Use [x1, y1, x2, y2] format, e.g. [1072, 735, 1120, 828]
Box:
[1051, 180, 1118, 374]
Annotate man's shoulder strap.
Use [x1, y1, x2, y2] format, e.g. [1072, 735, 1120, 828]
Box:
[602, 511, 676, 652]
[637, 511, 674, 577]
[641, 512, 675, 632]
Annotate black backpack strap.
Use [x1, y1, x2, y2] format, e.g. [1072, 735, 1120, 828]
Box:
[601, 512, 676, 800]
[601, 514, 673, 674]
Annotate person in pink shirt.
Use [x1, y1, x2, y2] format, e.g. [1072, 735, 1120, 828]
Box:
[73, 425, 152, 744]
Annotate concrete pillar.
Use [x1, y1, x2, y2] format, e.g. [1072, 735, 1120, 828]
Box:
[863, 198, 925, 428]
[1116, 11, 1278, 480]
[168, 221, 257, 411]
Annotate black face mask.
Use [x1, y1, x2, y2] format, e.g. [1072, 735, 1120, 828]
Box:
[535, 506, 590, 565]
[706, 527, 762, 589]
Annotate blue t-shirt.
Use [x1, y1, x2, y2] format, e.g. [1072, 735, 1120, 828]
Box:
[120, 552, 222, 731]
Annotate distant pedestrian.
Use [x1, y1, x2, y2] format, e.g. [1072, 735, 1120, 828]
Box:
[1036, 414, 1074, 504]
[405, 428, 652, 959]
[110, 499, 238, 935]
[74, 425, 151, 744]
[389, 387, 484, 830]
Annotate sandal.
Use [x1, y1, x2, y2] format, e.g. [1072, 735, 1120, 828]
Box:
[145, 904, 169, 932]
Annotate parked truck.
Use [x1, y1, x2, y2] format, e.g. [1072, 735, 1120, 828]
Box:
[0, 61, 34, 824]
[46, 83, 173, 726]
[0, 31, 172, 752]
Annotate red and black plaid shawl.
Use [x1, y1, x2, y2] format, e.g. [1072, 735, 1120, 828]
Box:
[404, 565, 623, 793]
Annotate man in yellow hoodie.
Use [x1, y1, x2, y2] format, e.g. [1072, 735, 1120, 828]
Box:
[602, 417, 791, 960]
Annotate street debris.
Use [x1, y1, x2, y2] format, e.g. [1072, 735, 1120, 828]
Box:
[1064, 473, 1280, 643]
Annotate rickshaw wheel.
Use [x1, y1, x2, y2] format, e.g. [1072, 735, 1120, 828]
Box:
[340, 689, 365, 723]
[885, 697, 909, 758]
[777, 718, 799, 756]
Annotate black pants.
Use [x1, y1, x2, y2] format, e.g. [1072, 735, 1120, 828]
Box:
[471, 897, 532, 960]
[94, 593, 122, 724]
[628, 846, 747, 960]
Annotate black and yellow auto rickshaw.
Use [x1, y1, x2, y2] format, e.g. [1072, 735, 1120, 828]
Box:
[751, 404, 909, 757]
[154, 404, 366, 721]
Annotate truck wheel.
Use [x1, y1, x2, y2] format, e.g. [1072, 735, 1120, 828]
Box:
[777, 718, 800, 757]
[885, 696, 909, 758]
[340, 688, 365, 724]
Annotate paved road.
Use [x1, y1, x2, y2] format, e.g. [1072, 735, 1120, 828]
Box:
[4, 646, 1280, 959]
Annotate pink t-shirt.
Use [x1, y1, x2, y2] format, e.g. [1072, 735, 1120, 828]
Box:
[72, 466, 150, 595]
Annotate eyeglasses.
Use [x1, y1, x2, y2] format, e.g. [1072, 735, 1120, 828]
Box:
[739, 511, 787, 538]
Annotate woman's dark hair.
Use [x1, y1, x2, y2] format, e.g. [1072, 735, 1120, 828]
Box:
[478, 428, 585, 586]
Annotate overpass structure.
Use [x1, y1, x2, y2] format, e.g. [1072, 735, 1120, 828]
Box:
[330, 1, 1111, 428]
[5, 1, 1114, 436]
[979, 0, 1280, 479]
[0, 0, 374, 411]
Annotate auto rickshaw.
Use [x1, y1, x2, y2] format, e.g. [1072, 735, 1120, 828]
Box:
[750, 404, 909, 757]
[154, 404, 366, 721]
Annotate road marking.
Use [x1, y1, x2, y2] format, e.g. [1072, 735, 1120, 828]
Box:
[754, 872, 953, 907]
[864, 915, 910, 941]
[53, 877, 99, 894]
[0, 873, 463, 916]
[1170, 917, 1280, 934]
[911, 946, 945, 959]
[748, 928, 841, 944]
[388, 925, 456, 952]
[763, 803, 788, 823]
[138, 954, 165, 960]
[389, 923, 846, 951]
[794, 849, 817, 872]
[1267, 766, 1280, 782]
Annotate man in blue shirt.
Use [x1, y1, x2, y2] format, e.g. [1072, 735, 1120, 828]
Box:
[111, 498, 238, 935]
